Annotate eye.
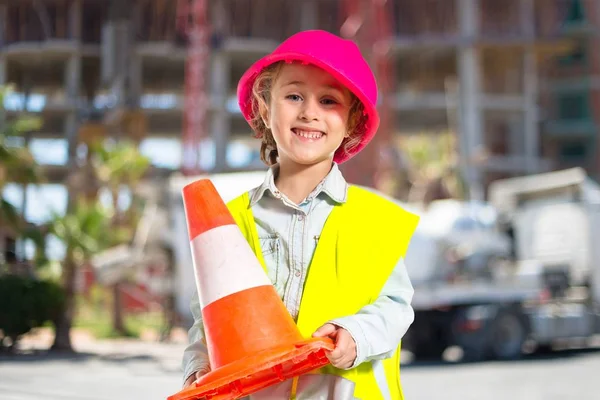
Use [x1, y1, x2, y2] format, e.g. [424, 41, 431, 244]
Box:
[286, 94, 302, 102]
[321, 98, 339, 106]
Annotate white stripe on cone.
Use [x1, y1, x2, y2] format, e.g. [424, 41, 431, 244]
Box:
[191, 224, 271, 309]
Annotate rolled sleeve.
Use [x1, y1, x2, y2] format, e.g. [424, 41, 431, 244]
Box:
[181, 292, 211, 385]
[329, 257, 415, 368]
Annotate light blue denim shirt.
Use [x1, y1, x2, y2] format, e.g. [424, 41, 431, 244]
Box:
[182, 163, 415, 399]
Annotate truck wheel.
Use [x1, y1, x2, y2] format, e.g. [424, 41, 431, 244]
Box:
[403, 327, 447, 361]
[488, 309, 527, 360]
[412, 340, 447, 360]
[462, 343, 487, 362]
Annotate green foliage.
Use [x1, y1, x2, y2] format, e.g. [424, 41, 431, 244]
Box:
[399, 131, 467, 201]
[0, 85, 44, 190]
[20, 225, 49, 267]
[0, 85, 47, 269]
[74, 307, 163, 340]
[74, 286, 164, 339]
[400, 132, 457, 181]
[87, 140, 151, 247]
[0, 274, 65, 350]
[48, 200, 112, 264]
[90, 140, 151, 188]
[0, 198, 20, 227]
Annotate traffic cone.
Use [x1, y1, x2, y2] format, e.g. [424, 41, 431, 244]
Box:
[167, 179, 334, 400]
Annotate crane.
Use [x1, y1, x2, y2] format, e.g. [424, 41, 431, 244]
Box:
[177, 0, 210, 176]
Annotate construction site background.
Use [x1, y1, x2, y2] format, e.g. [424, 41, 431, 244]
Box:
[1, 0, 599, 342]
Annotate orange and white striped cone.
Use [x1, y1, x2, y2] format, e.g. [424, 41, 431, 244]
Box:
[167, 179, 333, 400]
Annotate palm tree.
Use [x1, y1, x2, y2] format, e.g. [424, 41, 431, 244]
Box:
[90, 140, 151, 227]
[89, 140, 150, 335]
[49, 200, 111, 351]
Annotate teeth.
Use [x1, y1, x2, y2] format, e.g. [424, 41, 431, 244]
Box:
[295, 129, 323, 139]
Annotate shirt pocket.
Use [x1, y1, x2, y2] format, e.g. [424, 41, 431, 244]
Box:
[259, 235, 281, 285]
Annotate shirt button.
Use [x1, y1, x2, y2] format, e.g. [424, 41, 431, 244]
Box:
[295, 270, 301, 277]
[297, 214, 304, 221]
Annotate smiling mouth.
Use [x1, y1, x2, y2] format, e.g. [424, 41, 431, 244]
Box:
[292, 128, 325, 140]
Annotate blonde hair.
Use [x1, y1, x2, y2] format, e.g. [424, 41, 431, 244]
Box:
[250, 62, 366, 166]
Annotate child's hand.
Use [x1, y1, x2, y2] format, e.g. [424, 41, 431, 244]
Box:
[312, 323, 357, 369]
[183, 372, 198, 388]
[183, 369, 207, 389]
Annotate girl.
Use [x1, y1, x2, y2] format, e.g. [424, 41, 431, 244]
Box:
[182, 30, 419, 400]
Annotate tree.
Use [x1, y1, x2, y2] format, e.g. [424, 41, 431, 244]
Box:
[0, 87, 43, 220]
[0, 274, 64, 352]
[90, 140, 151, 227]
[52, 133, 151, 342]
[0, 85, 47, 266]
[89, 140, 150, 335]
[399, 131, 467, 205]
[48, 200, 111, 351]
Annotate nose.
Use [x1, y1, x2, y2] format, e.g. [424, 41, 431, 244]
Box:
[300, 97, 319, 121]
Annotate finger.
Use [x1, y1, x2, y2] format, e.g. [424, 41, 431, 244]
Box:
[329, 332, 351, 361]
[328, 352, 352, 369]
[331, 354, 352, 368]
[183, 374, 197, 388]
[329, 337, 350, 361]
[335, 329, 351, 349]
[312, 323, 338, 338]
[334, 331, 356, 367]
[326, 350, 343, 366]
[328, 346, 343, 361]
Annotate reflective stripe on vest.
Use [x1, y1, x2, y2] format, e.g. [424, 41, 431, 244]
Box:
[372, 360, 392, 400]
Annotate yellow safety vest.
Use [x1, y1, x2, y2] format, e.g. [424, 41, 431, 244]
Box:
[227, 185, 419, 400]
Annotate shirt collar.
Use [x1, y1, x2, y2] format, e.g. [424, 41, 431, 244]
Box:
[249, 162, 348, 206]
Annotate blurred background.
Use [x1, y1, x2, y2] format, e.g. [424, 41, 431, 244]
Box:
[1, 0, 600, 399]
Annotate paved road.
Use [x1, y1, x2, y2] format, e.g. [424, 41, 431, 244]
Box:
[402, 348, 600, 400]
[1, 340, 598, 399]
[0, 340, 185, 400]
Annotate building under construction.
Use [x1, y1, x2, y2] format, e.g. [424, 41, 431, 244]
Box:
[0, 0, 598, 207]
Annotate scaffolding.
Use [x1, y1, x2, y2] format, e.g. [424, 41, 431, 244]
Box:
[0, 0, 596, 190]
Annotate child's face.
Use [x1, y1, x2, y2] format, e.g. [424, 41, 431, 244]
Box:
[265, 63, 352, 167]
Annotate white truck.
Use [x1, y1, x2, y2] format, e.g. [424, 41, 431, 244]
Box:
[403, 168, 600, 361]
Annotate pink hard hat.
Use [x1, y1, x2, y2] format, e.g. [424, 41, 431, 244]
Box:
[237, 30, 380, 164]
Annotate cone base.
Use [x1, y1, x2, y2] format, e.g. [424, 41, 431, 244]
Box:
[168, 337, 334, 400]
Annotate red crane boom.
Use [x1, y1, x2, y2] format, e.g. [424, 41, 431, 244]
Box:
[177, 0, 210, 176]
